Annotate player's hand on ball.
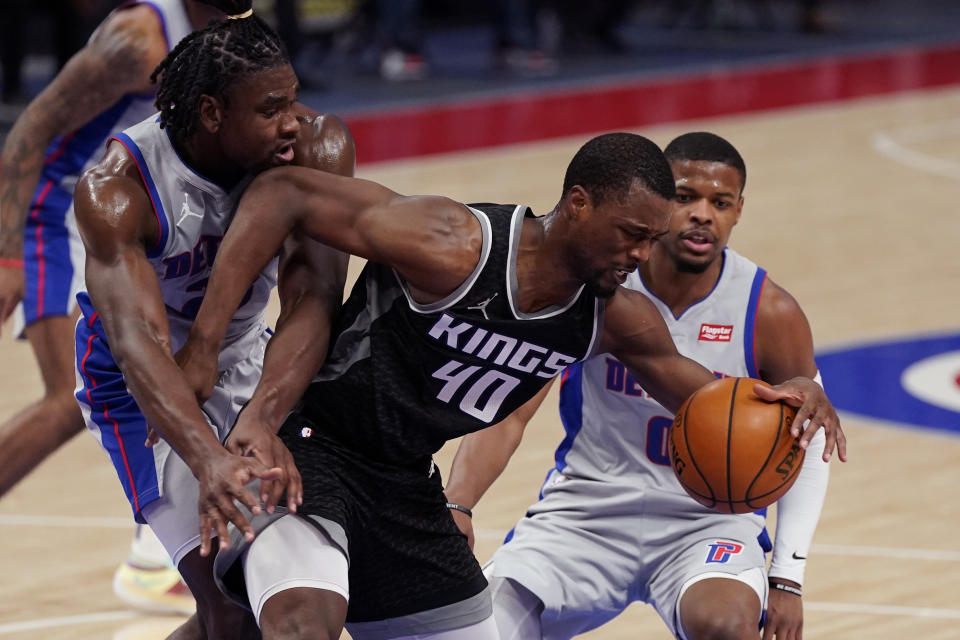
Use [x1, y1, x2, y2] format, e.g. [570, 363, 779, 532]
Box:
[225, 416, 302, 516]
[196, 450, 282, 557]
[756, 377, 847, 463]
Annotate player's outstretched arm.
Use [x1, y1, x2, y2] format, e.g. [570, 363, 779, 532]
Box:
[0, 4, 168, 330]
[75, 150, 280, 556]
[191, 166, 482, 356]
[600, 287, 717, 414]
[220, 113, 357, 514]
[604, 286, 846, 462]
[445, 381, 554, 549]
[251, 114, 355, 423]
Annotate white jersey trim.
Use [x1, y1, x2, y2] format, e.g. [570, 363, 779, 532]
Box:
[506, 205, 584, 320]
[396, 204, 493, 315]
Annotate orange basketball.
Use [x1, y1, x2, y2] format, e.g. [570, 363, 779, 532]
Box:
[669, 377, 804, 514]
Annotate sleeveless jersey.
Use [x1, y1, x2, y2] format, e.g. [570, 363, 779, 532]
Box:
[297, 203, 605, 463]
[555, 248, 767, 497]
[77, 113, 277, 368]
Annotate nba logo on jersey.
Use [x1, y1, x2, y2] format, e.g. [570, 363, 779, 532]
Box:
[300, 426, 313, 438]
[698, 324, 733, 341]
[705, 540, 743, 564]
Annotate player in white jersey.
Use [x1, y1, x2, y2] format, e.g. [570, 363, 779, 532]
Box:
[445, 132, 833, 640]
[71, 2, 355, 637]
[0, 0, 226, 614]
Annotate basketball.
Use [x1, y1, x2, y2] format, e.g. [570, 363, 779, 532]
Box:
[668, 377, 804, 514]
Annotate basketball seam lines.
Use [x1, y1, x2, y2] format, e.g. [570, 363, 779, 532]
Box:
[747, 397, 784, 509]
[681, 387, 715, 507]
[726, 379, 741, 513]
[749, 400, 803, 505]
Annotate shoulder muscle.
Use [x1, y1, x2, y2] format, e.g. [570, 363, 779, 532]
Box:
[74, 144, 160, 260]
[291, 108, 356, 177]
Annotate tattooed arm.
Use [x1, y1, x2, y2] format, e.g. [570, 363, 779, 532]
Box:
[0, 3, 169, 327]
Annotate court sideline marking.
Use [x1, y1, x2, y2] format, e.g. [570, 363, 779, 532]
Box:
[872, 117, 960, 180]
[3, 602, 960, 635]
[805, 602, 960, 620]
[473, 528, 960, 562]
[0, 610, 140, 635]
[4, 515, 957, 562]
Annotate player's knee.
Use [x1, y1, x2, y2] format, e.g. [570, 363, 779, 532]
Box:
[195, 598, 258, 640]
[679, 575, 761, 640]
[259, 589, 344, 640]
[178, 553, 258, 638]
[682, 606, 756, 640]
[261, 614, 326, 640]
[260, 610, 339, 640]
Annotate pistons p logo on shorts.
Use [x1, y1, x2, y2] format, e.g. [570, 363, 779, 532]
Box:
[705, 540, 743, 564]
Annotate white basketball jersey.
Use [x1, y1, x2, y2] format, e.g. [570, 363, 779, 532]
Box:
[555, 248, 767, 496]
[107, 114, 277, 368]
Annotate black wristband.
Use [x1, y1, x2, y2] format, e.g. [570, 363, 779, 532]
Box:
[770, 581, 802, 597]
[446, 502, 473, 518]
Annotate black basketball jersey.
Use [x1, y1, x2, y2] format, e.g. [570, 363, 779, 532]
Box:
[296, 203, 605, 463]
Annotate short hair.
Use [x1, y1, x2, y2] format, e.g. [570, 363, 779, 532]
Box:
[664, 132, 747, 191]
[151, 0, 289, 146]
[562, 133, 676, 206]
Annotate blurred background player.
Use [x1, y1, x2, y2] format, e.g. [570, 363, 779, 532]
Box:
[71, 1, 354, 637]
[0, 0, 226, 615]
[444, 131, 831, 640]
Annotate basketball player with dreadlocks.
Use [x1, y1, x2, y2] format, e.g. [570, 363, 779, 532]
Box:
[71, 1, 355, 637]
[0, 0, 226, 614]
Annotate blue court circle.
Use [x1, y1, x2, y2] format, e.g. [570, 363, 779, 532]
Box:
[817, 332, 960, 435]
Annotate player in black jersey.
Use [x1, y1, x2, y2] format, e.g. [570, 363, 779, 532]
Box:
[180, 132, 846, 640]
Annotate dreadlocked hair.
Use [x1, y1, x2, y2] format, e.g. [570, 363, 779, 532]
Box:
[151, 0, 289, 145]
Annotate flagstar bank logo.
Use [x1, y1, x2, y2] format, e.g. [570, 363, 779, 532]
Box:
[699, 324, 733, 342]
[817, 332, 960, 435]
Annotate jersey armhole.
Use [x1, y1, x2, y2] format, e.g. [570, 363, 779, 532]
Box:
[744, 268, 767, 379]
[393, 204, 493, 314]
[109, 133, 169, 258]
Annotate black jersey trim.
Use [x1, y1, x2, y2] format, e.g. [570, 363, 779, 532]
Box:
[506, 205, 586, 320]
[395, 203, 493, 315]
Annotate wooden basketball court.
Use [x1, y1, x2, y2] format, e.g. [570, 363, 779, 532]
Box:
[2, 85, 959, 638]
